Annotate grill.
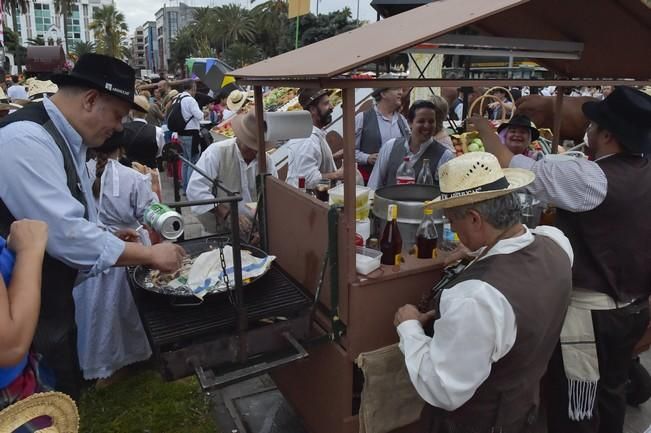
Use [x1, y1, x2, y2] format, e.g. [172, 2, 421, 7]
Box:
[129, 236, 313, 386]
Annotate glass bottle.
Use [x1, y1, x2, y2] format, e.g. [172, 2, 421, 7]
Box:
[396, 157, 415, 185]
[415, 207, 438, 259]
[416, 158, 434, 185]
[380, 204, 403, 266]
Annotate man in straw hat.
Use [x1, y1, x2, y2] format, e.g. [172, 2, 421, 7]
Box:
[394, 152, 573, 433]
[224, 89, 252, 121]
[474, 86, 651, 433]
[0, 53, 185, 399]
[285, 88, 343, 190]
[187, 111, 276, 240]
[355, 75, 410, 183]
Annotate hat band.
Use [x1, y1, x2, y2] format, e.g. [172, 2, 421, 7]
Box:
[439, 176, 510, 200]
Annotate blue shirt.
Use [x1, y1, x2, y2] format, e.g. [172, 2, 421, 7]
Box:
[0, 97, 125, 277]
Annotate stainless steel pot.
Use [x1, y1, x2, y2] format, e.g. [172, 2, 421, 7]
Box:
[372, 184, 442, 253]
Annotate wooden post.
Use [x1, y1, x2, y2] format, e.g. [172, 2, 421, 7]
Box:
[342, 88, 357, 283]
[552, 90, 564, 154]
[254, 85, 266, 172]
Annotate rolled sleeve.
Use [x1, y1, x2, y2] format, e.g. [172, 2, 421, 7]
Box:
[510, 154, 607, 212]
[0, 124, 125, 275]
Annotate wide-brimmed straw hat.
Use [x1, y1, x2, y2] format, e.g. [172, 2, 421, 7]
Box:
[231, 111, 271, 150]
[133, 94, 150, 112]
[27, 80, 59, 102]
[426, 152, 534, 209]
[227, 89, 251, 112]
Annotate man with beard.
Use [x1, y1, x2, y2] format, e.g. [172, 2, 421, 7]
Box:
[286, 89, 343, 189]
[473, 86, 651, 433]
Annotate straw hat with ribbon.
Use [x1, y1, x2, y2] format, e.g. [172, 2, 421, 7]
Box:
[231, 111, 271, 150]
[0, 392, 79, 432]
[28, 80, 59, 102]
[226, 89, 250, 112]
[426, 152, 534, 209]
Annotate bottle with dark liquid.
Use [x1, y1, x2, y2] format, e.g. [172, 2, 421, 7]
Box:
[380, 204, 402, 266]
[315, 179, 330, 202]
[415, 207, 438, 259]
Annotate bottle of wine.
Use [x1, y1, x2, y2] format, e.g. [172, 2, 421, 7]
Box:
[415, 207, 438, 258]
[416, 158, 434, 185]
[396, 157, 415, 185]
[380, 204, 403, 266]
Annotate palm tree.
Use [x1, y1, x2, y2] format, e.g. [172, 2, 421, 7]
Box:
[214, 4, 256, 48]
[3, 0, 29, 69]
[53, 0, 75, 54]
[252, 0, 289, 57]
[223, 41, 261, 68]
[27, 36, 46, 46]
[69, 40, 95, 61]
[89, 4, 129, 59]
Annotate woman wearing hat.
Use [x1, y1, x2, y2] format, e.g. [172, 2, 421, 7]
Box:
[74, 131, 157, 384]
[495, 114, 542, 161]
[223, 89, 251, 122]
[394, 152, 573, 433]
[367, 100, 454, 190]
[475, 86, 651, 433]
[186, 111, 277, 240]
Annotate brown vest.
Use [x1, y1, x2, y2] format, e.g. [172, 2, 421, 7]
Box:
[426, 235, 572, 433]
[556, 154, 651, 302]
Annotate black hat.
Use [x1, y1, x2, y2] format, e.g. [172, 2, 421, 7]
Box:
[95, 129, 124, 154]
[582, 87, 651, 153]
[298, 88, 329, 109]
[497, 114, 540, 141]
[51, 53, 144, 112]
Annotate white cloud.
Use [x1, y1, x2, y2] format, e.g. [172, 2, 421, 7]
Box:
[117, 0, 377, 35]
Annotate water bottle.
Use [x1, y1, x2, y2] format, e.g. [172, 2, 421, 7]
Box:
[396, 156, 415, 185]
[416, 158, 434, 185]
[438, 215, 459, 252]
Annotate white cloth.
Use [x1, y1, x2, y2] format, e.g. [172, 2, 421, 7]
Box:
[7, 84, 28, 101]
[454, 101, 463, 121]
[367, 137, 455, 190]
[286, 126, 337, 190]
[180, 91, 203, 131]
[132, 117, 165, 157]
[222, 109, 236, 122]
[355, 106, 410, 164]
[396, 226, 573, 410]
[73, 159, 157, 379]
[510, 153, 609, 212]
[186, 138, 278, 216]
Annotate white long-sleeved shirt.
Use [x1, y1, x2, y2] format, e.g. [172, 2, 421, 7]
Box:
[354, 106, 410, 164]
[186, 139, 278, 216]
[367, 137, 455, 190]
[180, 91, 204, 131]
[397, 225, 573, 411]
[285, 126, 336, 190]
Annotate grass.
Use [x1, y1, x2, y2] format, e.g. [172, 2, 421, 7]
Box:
[78, 369, 218, 433]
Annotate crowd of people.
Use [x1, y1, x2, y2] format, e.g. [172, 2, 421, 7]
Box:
[0, 49, 650, 433]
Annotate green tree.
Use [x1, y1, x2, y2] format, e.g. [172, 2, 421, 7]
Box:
[223, 42, 262, 68]
[252, 0, 289, 58]
[3, 28, 27, 69]
[214, 4, 256, 47]
[70, 40, 95, 61]
[169, 26, 197, 74]
[53, 0, 75, 54]
[89, 4, 129, 59]
[27, 36, 46, 46]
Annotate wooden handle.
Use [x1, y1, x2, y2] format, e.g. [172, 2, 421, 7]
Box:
[468, 94, 507, 121]
[479, 86, 515, 122]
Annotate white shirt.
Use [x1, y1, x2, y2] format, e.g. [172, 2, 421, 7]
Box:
[397, 226, 573, 411]
[7, 84, 28, 101]
[180, 91, 204, 131]
[509, 153, 609, 212]
[354, 106, 410, 164]
[132, 118, 165, 157]
[286, 126, 336, 190]
[367, 137, 455, 190]
[454, 100, 463, 121]
[186, 139, 278, 216]
[222, 109, 236, 122]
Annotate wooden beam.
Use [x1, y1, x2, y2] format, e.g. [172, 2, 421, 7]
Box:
[254, 86, 267, 173]
[341, 88, 357, 284]
[552, 90, 564, 154]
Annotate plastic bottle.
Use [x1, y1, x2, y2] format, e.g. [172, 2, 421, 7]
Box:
[438, 215, 459, 252]
[396, 157, 415, 185]
[416, 158, 434, 185]
[415, 207, 438, 259]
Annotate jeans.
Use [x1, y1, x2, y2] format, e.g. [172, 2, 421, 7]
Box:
[179, 135, 199, 191]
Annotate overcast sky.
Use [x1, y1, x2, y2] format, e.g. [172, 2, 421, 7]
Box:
[117, 0, 378, 35]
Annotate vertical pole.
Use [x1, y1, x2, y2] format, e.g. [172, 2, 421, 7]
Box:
[342, 88, 356, 284]
[357, 0, 360, 21]
[295, 16, 300, 49]
[552, 90, 564, 154]
[253, 85, 268, 250]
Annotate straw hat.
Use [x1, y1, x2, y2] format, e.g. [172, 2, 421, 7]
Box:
[0, 87, 24, 110]
[28, 79, 59, 102]
[133, 94, 150, 112]
[0, 391, 79, 432]
[426, 152, 534, 209]
[231, 111, 270, 150]
[226, 89, 250, 112]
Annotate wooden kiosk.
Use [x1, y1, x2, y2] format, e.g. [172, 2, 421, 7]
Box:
[228, 1, 651, 432]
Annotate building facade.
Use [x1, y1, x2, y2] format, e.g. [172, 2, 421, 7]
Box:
[141, 21, 159, 73]
[130, 26, 146, 71]
[154, 2, 196, 73]
[4, 0, 113, 51]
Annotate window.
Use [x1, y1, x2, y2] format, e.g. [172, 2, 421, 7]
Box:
[34, 3, 53, 34]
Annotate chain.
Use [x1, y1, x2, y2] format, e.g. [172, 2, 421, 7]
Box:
[218, 239, 234, 305]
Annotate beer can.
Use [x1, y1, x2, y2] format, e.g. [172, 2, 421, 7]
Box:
[144, 203, 184, 240]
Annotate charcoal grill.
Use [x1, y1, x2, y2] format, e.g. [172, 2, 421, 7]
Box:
[129, 236, 312, 388]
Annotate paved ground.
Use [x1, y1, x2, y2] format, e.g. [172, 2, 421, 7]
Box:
[159, 168, 651, 433]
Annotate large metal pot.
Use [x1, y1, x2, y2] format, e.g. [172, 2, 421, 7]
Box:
[372, 185, 442, 253]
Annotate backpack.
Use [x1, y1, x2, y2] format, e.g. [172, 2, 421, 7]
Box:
[166, 95, 191, 133]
